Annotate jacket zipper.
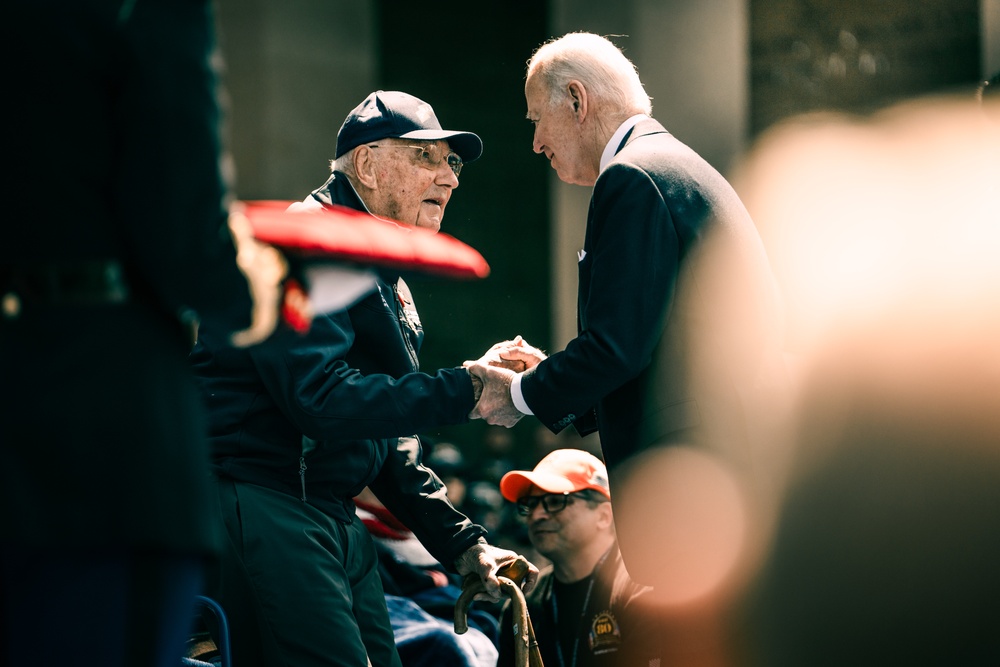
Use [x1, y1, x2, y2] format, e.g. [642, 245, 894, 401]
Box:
[299, 456, 308, 501]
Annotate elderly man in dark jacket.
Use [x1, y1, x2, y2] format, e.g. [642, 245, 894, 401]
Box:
[190, 90, 536, 667]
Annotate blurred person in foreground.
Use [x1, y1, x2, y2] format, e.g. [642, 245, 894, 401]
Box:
[190, 90, 537, 667]
[1, 1, 286, 666]
[497, 449, 663, 667]
[730, 85, 1000, 666]
[467, 32, 787, 609]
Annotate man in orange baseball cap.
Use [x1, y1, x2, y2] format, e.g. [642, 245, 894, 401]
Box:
[497, 449, 663, 666]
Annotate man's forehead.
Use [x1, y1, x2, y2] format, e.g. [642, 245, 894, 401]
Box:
[527, 486, 575, 497]
[524, 95, 550, 121]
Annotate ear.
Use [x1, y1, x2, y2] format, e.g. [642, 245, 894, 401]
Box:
[567, 80, 588, 122]
[596, 499, 614, 530]
[352, 145, 379, 189]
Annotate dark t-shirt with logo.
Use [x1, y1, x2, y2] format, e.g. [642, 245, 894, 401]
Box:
[498, 545, 661, 667]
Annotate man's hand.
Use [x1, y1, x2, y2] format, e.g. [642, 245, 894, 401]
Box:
[467, 363, 523, 427]
[454, 541, 539, 602]
[465, 335, 547, 372]
[498, 335, 547, 370]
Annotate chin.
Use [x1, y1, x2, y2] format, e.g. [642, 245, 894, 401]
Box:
[416, 221, 441, 233]
[553, 165, 577, 185]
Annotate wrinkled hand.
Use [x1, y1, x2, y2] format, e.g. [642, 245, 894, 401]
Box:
[467, 363, 523, 427]
[227, 207, 293, 347]
[454, 540, 539, 602]
[498, 335, 547, 370]
[465, 335, 547, 372]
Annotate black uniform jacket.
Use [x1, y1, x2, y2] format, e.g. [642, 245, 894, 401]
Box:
[189, 172, 487, 568]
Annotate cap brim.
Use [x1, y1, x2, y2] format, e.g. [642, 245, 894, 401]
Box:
[399, 129, 483, 162]
[499, 470, 583, 502]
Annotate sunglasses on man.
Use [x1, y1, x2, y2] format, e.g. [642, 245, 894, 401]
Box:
[515, 491, 606, 516]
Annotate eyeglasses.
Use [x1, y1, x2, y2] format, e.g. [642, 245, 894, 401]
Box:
[516, 492, 585, 516]
[367, 143, 464, 177]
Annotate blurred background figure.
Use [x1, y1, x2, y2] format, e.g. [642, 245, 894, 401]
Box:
[728, 88, 1000, 665]
[1, 2, 282, 666]
[425, 440, 470, 508]
[975, 70, 999, 117]
[474, 425, 522, 486]
[354, 488, 500, 667]
[461, 481, 508, 543]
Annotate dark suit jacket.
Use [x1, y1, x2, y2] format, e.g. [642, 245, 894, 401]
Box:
[1, 0, 253, 555]
[519, 120, 784, 573]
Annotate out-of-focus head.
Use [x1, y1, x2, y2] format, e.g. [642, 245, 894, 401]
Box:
[976, 71, 1000, 127]
[731, 93, 1000, 664]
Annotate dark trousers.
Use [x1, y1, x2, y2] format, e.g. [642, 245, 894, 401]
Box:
[1, 547, 204, 667]
[212, 480, 401, 667]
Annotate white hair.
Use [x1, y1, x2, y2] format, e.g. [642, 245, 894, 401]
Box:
[331, 153, 353, 175]
[526, 32, 652, 116]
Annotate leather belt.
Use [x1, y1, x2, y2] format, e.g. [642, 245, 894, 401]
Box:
[2, 260, 131, 319]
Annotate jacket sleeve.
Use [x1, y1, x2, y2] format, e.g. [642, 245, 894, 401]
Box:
[522, 163, 679, 431]
[369, 436, 486, 571]
[246, 308, 476, 441]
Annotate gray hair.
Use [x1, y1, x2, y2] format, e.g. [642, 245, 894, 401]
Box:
[331, 153, 353, 175]
[526, 32, 651, 116]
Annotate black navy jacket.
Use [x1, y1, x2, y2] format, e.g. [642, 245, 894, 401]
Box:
[521, 120, 784, 477]
[190, 172, 487, 568]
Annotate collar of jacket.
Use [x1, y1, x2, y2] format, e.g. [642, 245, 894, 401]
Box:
[310, 171, 402, 282]
[617, 118, 669, 154]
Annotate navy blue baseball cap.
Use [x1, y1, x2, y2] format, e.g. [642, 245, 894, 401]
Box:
[335, 90, 483, 161]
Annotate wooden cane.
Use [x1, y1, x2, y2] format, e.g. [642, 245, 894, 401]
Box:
[455, 558, 543, 667]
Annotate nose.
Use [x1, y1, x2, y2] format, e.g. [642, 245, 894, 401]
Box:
[437, 162, 459, 188]
[532, 130, 544, 155]
[527, 503, 551, 520]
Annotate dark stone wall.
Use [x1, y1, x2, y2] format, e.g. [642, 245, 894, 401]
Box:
[376, 2, 552, 453]
[750, 0, 982, 136]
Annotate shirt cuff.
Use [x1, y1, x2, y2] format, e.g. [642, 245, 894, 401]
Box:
[510, 373, 534, 416]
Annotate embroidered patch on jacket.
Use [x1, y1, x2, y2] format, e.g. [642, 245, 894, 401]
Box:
[589, 610, 621, 655]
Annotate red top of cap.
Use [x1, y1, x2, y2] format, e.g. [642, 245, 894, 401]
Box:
[240, 200, 489, 280]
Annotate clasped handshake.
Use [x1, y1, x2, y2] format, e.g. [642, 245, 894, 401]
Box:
[464, 335, 546, 428]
